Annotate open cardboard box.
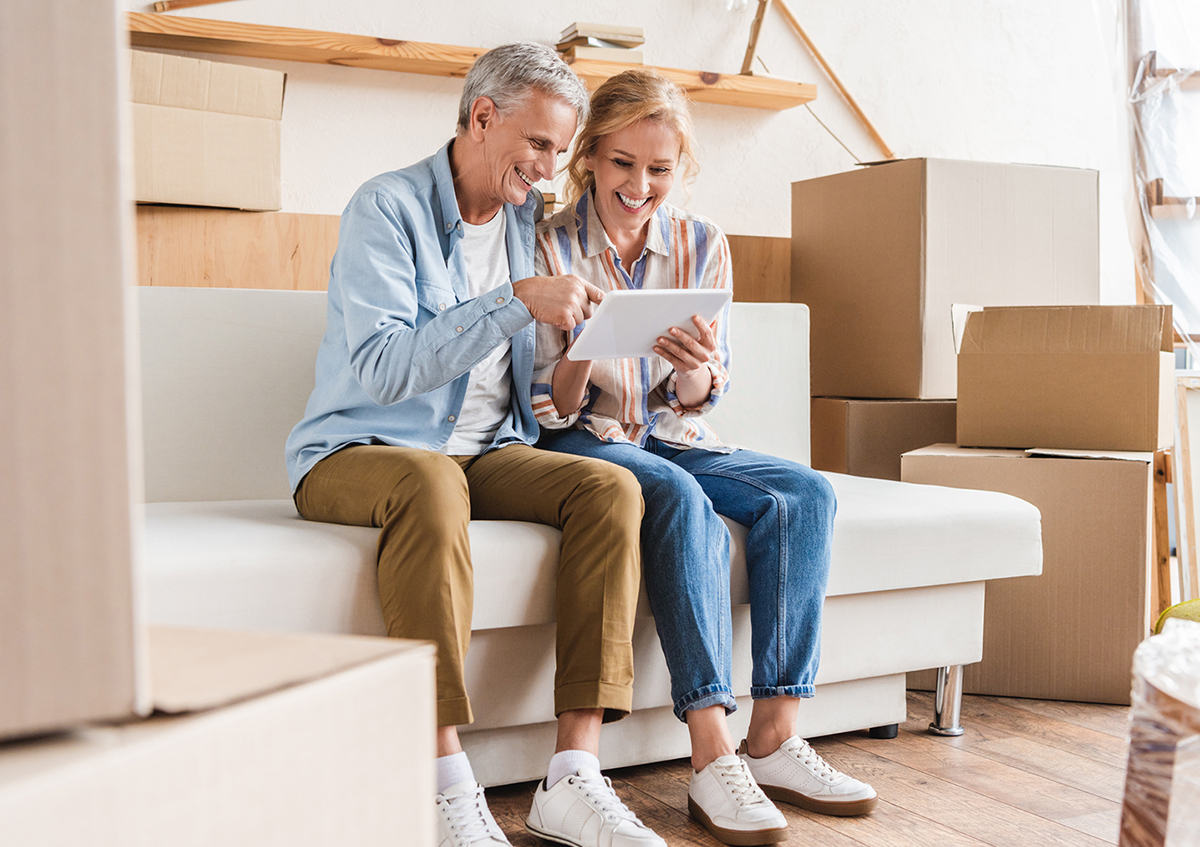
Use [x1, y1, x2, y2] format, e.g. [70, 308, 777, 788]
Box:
[957, 304, 1175, 452]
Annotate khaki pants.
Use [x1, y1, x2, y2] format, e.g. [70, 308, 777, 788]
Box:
[294, 442, 643, 727]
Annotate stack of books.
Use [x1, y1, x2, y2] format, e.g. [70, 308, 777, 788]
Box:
[557, 22, 645, 64]
[538, 191, 562, 215]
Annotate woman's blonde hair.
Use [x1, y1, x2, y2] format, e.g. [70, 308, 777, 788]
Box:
[563, 68, 698, 205]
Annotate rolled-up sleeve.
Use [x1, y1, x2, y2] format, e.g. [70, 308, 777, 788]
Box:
[337, 190, 533, 406]
[531, 321, 581, 429]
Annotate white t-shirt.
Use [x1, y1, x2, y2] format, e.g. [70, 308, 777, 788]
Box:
[442, 210, 513, 456]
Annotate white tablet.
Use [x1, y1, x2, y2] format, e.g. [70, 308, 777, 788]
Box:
[565, 288, 733, 361]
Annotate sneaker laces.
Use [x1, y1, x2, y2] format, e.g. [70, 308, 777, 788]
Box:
[437, 784, 503, 845]
[781, 738, 839, 781]
[712, 757, 774, 808]
[569, 771, 644, 825]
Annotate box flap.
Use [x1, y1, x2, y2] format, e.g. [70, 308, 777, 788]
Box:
[952, 304, 983, 354]
[960, 305, 1172, 355]
[1025, 448, 1155, 462]
[902, 443, 1026, 460]
[148, 626, 417, 714]
[129, 50, 285, 120]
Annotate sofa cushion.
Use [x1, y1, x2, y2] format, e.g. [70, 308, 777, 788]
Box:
[143, 473, 1039, 635]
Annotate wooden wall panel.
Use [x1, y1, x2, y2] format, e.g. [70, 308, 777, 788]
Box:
[727, 234, 791, 302]
[137, 206, 340, 290]
[135, 209, 792, 304]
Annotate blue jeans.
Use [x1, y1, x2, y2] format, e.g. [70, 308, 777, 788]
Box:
[540, 430, 836, 721]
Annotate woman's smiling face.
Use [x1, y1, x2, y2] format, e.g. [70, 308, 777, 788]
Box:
[584, 119, 681, 242]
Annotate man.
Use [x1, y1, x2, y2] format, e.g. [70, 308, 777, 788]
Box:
[285, 43, 663, 847]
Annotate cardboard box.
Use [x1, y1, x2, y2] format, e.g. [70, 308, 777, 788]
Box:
[811, 397, 956, 480]
[129, 50, 285, 211]
[792, 158, 1100, 399]
[957, 305, 1175, 451]
[902, 444, 1154, 704]
[2, 3, 146, 741]
[0, 628, 436, 847]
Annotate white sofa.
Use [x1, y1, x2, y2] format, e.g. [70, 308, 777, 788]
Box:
[138, 286, 1042, 787]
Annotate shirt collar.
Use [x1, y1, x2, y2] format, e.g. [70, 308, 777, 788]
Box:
[576, 189, 671, 260]
[433, 139, 464, 236]
[435, 138, 538, 236]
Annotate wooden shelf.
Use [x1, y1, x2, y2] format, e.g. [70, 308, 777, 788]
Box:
[126, 13, 817, 111]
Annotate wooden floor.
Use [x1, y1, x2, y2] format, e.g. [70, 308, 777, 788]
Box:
[487, 691, 1131, 846]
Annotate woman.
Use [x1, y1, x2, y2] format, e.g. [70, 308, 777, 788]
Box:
[531, 69, 878, 846]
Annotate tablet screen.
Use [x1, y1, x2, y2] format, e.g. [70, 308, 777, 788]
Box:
[565, 289, 732, 361]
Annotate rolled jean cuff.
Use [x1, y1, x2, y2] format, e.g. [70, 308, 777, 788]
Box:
[750, 684, 815, 700]
[674, 684, 738, 722]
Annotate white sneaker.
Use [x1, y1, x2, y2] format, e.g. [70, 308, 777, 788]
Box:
[687, 754, 788, 846]
[436, 780, 511, 847]
[739, 736, 878, 816]
[525, 767, 665, 847]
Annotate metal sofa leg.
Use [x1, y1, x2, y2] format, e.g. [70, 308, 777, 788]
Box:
[928, 664, 965, 736]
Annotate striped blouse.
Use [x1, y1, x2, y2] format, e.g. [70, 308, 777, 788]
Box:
[531, 191, 733, 450]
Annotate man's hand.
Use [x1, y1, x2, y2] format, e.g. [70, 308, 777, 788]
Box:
[512, 274, 604, 331]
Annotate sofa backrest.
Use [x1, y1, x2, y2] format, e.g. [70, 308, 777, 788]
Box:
[138, 287, 810, 502]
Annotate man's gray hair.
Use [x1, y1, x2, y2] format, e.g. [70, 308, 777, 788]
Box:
[457, 42, 589, 132]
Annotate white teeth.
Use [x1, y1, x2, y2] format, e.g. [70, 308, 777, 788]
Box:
[515, 167, 534, 187]
[617, 192, 649, 209]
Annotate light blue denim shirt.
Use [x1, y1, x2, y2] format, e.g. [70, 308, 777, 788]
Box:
[285, 140, 540, 492]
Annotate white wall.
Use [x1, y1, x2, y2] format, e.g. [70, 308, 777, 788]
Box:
[123, 0, 1135, 303]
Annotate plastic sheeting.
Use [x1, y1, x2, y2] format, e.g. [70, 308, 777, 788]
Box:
[1130, 1, 1200, 350]
[1119, 618, 1200, 846]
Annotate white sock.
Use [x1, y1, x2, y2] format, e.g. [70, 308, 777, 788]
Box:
[437, 751, 475, 794]
[546, 749, 601, 786]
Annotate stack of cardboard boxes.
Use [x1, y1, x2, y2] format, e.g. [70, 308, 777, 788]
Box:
[794, 159, 1172, 705]
[796, 157, 1102, 481]
[903, 304, 1173, 705]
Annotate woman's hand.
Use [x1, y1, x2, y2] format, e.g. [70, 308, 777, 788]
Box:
[654, 314, 717, 409]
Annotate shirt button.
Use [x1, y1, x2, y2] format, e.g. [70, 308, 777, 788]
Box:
[448, 415, 456, 422]
[456, 326, 464, 333]
[495, 297, 505, 304]
[439, 303, 446, 311]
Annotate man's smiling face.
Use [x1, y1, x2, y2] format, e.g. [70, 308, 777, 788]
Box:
[474, 89, 578, 211]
